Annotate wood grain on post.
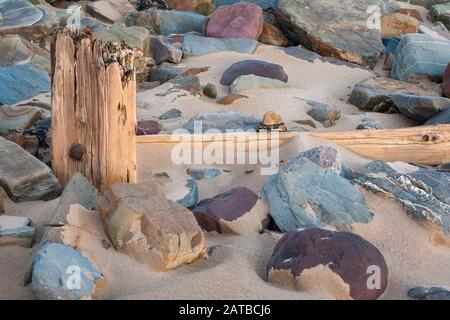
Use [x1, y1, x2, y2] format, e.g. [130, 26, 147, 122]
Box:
[51, 28, 137, 193]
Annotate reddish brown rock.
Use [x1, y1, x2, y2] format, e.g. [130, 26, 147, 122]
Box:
[165, 0, 214, 15]
[259, 22, 288, 47]
[398, 8, 423, 22]
[136, 120, 161, 135]
[267, 229, 388, 300]
[190, 187, 269, 235]
[216, 93, 249, 105]
[444, 62, 450, 98]
[206, 3, 264, 40]
[220, 60, 288, 86]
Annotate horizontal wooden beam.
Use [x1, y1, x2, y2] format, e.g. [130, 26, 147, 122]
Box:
[136, 125, 450, 165]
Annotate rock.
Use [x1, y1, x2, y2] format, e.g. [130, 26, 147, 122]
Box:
[408, 286, 450, 300]
[356, 120, 382, 130]
[184, 112, 260, 133]
[150, 36, 182, 65]
[0, 105, 42, 135]
[391, 34, 450, 81]
[0, 0, 43, 30]
[437, 162, 450, 172]
[176, 179, 198, 208]
[203, 83, 217, 99]
[398, 8, 423, 22]
[149, 63, 184, 83]
[165, 0, 215, 15]
[159, 108, 182, 120]
[154, 174, 199, 208]
[0, 64, 50, 105]
[187, 168, 221, 180]
[168, 75, 203, 96]
[258, 111, 287, 132]
[284, 46, 364, 69]
[136, 120, 161, 135]
[294, 146, 342, 175]
[392, 94, 450, 123]
[182, 34, 259, 56]
[259, 22, 289, 47]
[220, 60, 288, 86]
[306, 100, 341, 128]
[216, 93, 249, 105]
[353, 161, 450, 245]
[380, 13, 420, 38]
[191, 187, 269, 235]
[0, 137, 61, 202]
[213, 0, 278, 9]
[267, 229, 388, 300]
[0, 215, 34, 247]
[0, 35, 33, 67]
[430, 3, 450, 29]
[206, 3, 264, 40]
[425, 107, 450, 125]
[276, 0, 384, 67]
[125, 9, 207, 36]
[349, 77, 443, 112]
[104, 0, 136, 16]
[443, 62, 450, 98]
[86, 0, 123, 24]
[261, 155, 373, 232]
[31, 243, 102, 300]
[94, 27, 153, 82]
[97, 182, 206, 271]
[230, 74, 288, 93]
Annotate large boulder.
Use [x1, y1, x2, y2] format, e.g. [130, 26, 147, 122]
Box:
[261, 153, 373, 233]
[392, 94, 450, 123]
[267, 229, 388, 300]
[276, 0, 384, 67]
[206, 3, 264, 39]
[391, 34, 450, 81]
[380, 13, 420, 38]
[190, 187, 269, 235]
[0, 137, 61, 202]
[97, 182, 206, 271]
[184, 111, 260, 133]
[353, 161, 450, 245]
[220, 60, 288, 86]
[182, 34, 259, 56]
[0, 64, 50, 105]
[31, 243, 103, 300]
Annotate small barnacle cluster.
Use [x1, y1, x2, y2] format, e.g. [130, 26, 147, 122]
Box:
[103, 41, 135, 84]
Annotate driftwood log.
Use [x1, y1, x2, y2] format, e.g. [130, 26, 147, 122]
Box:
[51, 28, 137, 192]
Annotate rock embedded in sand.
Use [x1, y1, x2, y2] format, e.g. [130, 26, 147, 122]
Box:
[150, 35, 183, 65]
[293, 146, 342, 175]
[276, 0, 384, 67]
[182, 34, 260, 56]
[0, 215, 34, 247]
[136, 120, 161, 135]
[230, 74, 288, 94]
[267, 228, 388, 300]
[187, 168, 222, 181]
[176, 179, 198, 208]
[97, 182, 206, 271]
[392, 94, 450, 123]
[391, 34, 450, 81]
[191, 187, 270, 235]
[261, 155, 373, 233]
[31, 243, 103, 300]
[216, 93, 249, 105]
[159, 108, 182, 120]
[380, 13, 420, 38]
[203, 83, 217, 99]
[206, 3, 264, 39]
[0, 136, 61, 202]
[306, 100, 341, 128]
[425, 108, 450, 125]
[184, 111, 260, 133]
[408, 286, 450, 300]
[353, 161, 450, 245]
[258, 111, 287, 132]
[220, 60, 288, 86]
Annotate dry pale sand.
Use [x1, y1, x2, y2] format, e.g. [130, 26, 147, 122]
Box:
[2, 134, 449, 300]
[137, 45, 417, 133]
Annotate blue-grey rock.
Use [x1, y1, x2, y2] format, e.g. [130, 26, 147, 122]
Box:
[177, 179, 198, 208]
[283, 46, 364, 69]
[125, 9, 206, 36]
[0, 215, 34, 247]
[214, 0, 278, 9]
[182, 34, 259, 56]
[408, 286, 450, 300]
[230, 74, 288, 93]
[0, 35, 33, 67]
[31, 244, 102, 300]
[0, 64, 50, 105]
[292, 146, 342, 175]
[159, 108, 182, 120]
[187, 168, 222, 180]
[392, 93, 450, 123]
[0, 0, 43, 30]
[391, 34, 450, 81]
[261, 156, 373, 233]
[353, 160, 450, 242]
[306, 100, 341, 128]
[184, 112, 260, 133]
[425, 107, 450, 125]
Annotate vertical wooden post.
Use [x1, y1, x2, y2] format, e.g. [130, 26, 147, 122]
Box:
[51, 28, 137, 193]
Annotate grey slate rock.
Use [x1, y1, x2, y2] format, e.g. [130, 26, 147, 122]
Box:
[187, 168, 222, 181]
[392, 94, 450, 123]
[31, 243, 102, 300]
[306, 100, 341, 128]
[408, 286, 450, 300]
[425, 108, 450, 125]
[184, 112, 260, 133]
[182, 34, 259, 56]
[261, 156, 373, 233]
[159, 108, 182, 120]
[292, 146, 342, 175]
[0, 0, 43, 30]
[177, 179, 198, 208]
[353, 161, 450, 242]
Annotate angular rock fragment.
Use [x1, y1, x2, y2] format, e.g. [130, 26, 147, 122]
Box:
[220, 60, 288, 86]
[0, 215, 34, 247]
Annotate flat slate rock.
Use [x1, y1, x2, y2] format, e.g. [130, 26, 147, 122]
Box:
[0, 64, 50, 105]
[0, 136, 61, 202]
[0, 215, 34, 247]
[284, 47, 363, 69]
[187, 168, 222, 180]
[31, 243, 102, 300]
[213, 0, 278, 9]
[392, 93, 450, 123]
[0, 0, 43, 30]
[184, 111, 260, 133]
[0, 105, 42, 135]
[0, 35, 33, 67]
[267, 228, 388, 300]
[230, 74, 288, 93]
[425, 108, 450, 125]
[353, 161, 450, 244]
[220, 60, 288, 86]
[408, 286, 450, 300]
[182, 34, 259, 56]
[261, 155, 373, 232]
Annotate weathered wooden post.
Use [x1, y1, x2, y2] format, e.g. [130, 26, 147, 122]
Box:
[51, 28, 137, 193]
